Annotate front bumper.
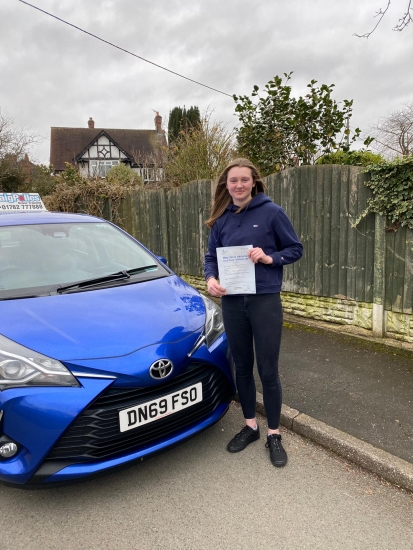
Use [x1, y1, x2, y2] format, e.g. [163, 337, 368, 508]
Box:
[0, 336, 235, 485]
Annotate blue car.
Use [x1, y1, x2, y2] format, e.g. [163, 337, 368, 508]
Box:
[0, 209, 235, 486]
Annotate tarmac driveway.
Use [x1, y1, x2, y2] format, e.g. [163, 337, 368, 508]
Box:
[1, 404, 412, 550]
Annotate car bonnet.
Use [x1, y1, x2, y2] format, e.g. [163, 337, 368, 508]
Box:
[0, 275, 205, 361]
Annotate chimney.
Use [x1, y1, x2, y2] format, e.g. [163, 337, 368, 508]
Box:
[88, 117, 95, 129]
[154, 111, 162, 134]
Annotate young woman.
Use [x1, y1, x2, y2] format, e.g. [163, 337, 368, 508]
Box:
[204, 158, 303, 467]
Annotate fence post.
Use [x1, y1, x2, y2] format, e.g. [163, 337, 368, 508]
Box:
[102, 198, 112, 222]
[162, 187, 171, 266]
[211, 178, 217, 199]
[372, 214, 386, 337]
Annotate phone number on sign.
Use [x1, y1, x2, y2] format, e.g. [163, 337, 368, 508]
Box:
[1, 204, 44, 210]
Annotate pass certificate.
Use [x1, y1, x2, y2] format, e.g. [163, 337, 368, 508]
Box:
[216, 245, 256, 294]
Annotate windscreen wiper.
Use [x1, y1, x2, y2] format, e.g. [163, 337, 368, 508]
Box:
[57, 270, 130, 294]
[126, 265, 158, 275]
[57, 265, 159, 294]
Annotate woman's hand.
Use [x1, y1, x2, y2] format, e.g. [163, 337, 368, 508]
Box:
[248, 247, 273, 265]
[207, 277, 227, 297]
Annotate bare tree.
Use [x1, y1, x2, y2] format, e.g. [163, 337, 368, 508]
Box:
[164, 111, 236, 187]
[131, 141, 170, 188]
[132, 111, 236, 188]
[0, 111, 40, 160]
[355, 0, 412, 37]
[0, 111, 41, 191]
[369, 102, 413, 158]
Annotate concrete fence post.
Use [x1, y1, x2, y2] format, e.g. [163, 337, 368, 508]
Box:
[372, 214, 386, 337]
[211, 178, 217, 199]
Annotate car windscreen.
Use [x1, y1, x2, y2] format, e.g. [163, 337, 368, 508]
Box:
[0, 221, 168, 298]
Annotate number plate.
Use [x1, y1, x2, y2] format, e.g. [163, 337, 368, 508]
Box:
[119, 382, 203, 433]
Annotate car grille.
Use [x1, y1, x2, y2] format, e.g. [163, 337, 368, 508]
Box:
[46, 362, 233, 462]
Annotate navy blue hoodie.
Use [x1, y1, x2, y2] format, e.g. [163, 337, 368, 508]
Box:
[204, 193, 303, 294]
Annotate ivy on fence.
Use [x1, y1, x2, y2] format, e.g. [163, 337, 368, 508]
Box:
[354, 155, 413, 230]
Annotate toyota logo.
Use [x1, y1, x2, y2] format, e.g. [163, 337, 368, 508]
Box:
[149, 359, 174, 379]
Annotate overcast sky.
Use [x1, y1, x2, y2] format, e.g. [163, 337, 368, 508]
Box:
[1, 0, 412, 164]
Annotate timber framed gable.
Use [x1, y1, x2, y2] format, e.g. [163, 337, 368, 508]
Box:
[74, 131, 134, 178]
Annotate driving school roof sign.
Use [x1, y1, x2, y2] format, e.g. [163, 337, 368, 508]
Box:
[0, 193, 47, 212]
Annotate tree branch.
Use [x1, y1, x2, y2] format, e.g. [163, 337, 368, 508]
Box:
[393, 0, 413, 30]
[354, 0, 413, 37]
[354, 1, 391, 38]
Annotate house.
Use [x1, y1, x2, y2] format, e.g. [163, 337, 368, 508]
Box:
[0, 153, 37, 192]
[19, 153, 37, 183]
[50, 113, 165, 182]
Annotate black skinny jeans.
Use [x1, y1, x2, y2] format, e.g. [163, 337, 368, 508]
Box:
[222, 293, 283, 430]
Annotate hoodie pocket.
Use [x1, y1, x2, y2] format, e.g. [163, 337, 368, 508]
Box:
[255, 263, 271, 287]
[255, 263, 282, 289]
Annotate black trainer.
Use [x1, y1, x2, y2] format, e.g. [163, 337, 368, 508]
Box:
[265, 434, 287, 467]
[227, 425, 260, 453]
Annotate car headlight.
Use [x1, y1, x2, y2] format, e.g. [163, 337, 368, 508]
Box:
[0, 334, 79, 390]
[201, 295, 225, 348]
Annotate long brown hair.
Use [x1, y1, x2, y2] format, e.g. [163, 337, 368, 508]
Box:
[205, 158, 266, 228]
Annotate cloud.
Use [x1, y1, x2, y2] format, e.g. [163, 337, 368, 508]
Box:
[1, 0, 412, 163]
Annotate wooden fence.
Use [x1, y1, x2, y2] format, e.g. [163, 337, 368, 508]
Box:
[266, 165, 376, 304]
[107, 165, 412, 328]
[117, 179, 212, 277]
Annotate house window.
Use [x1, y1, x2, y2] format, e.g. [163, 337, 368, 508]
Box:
[90, 160, 119, 177]
[98, 145, 111, 158]
[137, 167, 155, 182]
